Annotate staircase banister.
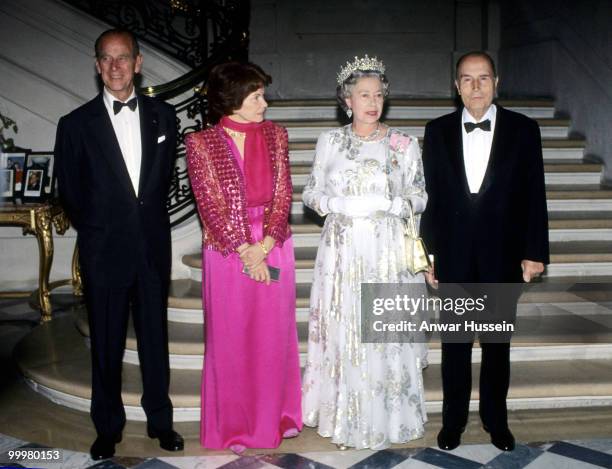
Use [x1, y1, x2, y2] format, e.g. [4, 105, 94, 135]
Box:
[140, 43, 246, 100]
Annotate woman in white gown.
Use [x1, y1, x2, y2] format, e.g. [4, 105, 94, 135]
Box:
[301, 56, 429, 450]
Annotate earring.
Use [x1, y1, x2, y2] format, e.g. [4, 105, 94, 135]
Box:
[346, 108, 352, 118]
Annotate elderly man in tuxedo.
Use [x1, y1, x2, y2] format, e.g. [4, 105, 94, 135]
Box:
[420, 51, 549, 452]
[55, 28, 183, 460]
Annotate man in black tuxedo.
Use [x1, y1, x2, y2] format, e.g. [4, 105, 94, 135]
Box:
[55, 28, 183, 460]
[420, 51, 550, 451]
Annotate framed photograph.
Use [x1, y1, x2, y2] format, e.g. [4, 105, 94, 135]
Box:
[24, 168, 44, 198]
[25, 152, 55, 198]
[0, 151, 26, 193]
[1, 168, 14, 200]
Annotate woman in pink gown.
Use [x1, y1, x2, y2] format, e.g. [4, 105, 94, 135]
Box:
[185, 62, 302, 454]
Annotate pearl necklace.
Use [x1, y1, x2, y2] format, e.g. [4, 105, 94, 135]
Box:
[350, 123, 381, 142]
[223, 127, 245, 139]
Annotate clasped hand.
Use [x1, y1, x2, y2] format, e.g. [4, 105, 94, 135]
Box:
[328, 195, 391, 217]
[238, 243, 271, 285]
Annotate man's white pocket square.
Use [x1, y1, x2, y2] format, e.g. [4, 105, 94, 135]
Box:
[157, 135, 166, 143]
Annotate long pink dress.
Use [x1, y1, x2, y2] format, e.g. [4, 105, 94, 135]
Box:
[199, 136, 302, 449]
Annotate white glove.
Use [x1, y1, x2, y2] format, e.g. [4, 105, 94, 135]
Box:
[328, 195, 392, 217]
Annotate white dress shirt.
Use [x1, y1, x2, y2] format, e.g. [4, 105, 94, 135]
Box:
[102, 88, 142, 195]
[461, 104, 496, 194]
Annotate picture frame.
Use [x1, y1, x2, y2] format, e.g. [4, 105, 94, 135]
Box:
[1, 168, 14, 200]
[23, 168, 44, 198]
[25, 152, 55, 199]
[0, 151, 26, 194]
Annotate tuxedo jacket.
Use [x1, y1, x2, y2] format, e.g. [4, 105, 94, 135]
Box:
[419, 105, 550, 283]
[55, 93, 177, 287]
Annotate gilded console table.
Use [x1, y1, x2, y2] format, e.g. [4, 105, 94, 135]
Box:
[0, 202, 82, 322]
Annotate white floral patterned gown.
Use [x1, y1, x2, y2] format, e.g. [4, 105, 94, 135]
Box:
[301, 125, 429, 450]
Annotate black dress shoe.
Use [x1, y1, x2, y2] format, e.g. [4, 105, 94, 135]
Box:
[437, 427, 462, 451]
[483, 426, 515, 451]
[90, 436, 118, 460]
[148, 429, 184, 451]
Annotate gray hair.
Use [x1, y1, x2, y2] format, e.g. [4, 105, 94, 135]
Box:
[336, 70, 389, 112]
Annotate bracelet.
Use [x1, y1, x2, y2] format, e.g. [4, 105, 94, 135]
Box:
[258, 240, 270, 256]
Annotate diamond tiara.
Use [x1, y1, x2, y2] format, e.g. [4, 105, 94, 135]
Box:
[337, 55, 386, 85]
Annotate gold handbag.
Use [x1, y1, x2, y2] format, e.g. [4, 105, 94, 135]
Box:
[404, 206, 431, 275]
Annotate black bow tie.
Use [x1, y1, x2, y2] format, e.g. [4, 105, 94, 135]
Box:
[464, 119, 491, 133]
[113, 97, 138, 115]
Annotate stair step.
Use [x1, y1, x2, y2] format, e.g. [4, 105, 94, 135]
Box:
[289, 148, 585, 164]
[295, 276, 612, 304]
[168, 276, 612, 316]
[289, 245, 612, 277]
[549, 229, 612, 242]
[546, 198, 612, 210]
[125, 344, 612, 371]
[290, 212, 612, 223]
[167, 278, 312, 321]
[289, 199, 612, 216]
[278, 119, 571, 128]
[288, 162, 601, 174]
[291, 162, 603, 174]
[546, 190, 612, 199]
[168, 278, 202, 311]
[182, 241, 612, 281]
[74, 311, 310, 368]
[290, 212, 612, 245]
[71, 300, 612, 370]
[266, 99, 556, 120]
[558, 241, 612, 254]
[289, 265, 612, 283]
[269, 98, 556, 107]
[288, 138, 586, 151]
[16, 315, 612, 422]
[288, 163, 602, 187]
[281, 119, 570, 140]
[291, 200, 612, 215]
[293, 228, 612, 246]
[548, 211, 612, 222]
[291, 187, 612, 201]
[545, 163, 602, 172]
[180, 238, 612, 282]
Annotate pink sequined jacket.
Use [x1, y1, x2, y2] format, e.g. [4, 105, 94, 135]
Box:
[185, 122, 292, 256]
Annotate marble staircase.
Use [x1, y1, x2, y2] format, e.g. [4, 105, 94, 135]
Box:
[16, 99, 612, 422]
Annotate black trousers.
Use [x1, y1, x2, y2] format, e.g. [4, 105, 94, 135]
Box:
[440, 341, 510, 432]
[85, 272, 172, 439]
[439, 236, 516, 433]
